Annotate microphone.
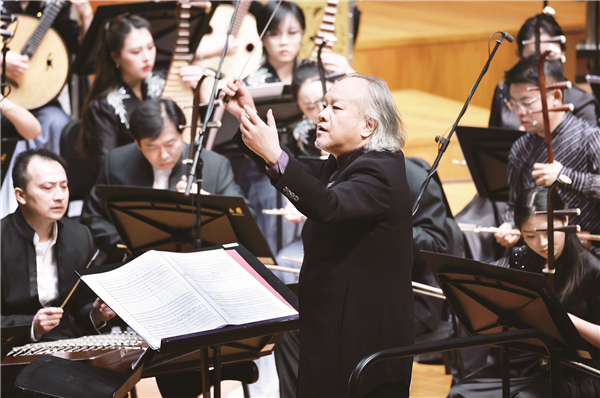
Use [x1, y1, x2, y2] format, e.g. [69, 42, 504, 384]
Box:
[0, 29, 14, 38]
[502, 32, 514, 43]
[1, 14, 16, 23]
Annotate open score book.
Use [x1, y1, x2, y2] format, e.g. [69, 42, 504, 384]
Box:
[80, 248, 298, 350]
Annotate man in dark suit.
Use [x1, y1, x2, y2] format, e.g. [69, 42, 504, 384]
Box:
[1, 149, 115, 344]
[81, 98, 247, 263]
[224, 74, 414, 397]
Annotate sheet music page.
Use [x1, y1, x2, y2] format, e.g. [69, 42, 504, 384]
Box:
[81, 251, 227, 350]
[161, 249, 297, 325]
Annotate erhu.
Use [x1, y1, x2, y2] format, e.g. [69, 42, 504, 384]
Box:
[527, 11, 579, 290]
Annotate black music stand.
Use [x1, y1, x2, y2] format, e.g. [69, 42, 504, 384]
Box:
[348, 252, 594, 398]
[99, 185, 276, 265]
[72, 2, 214, 75]
[455, 126, 525, 202]
[84, 243, 298, 398]
[1, 325, 30, 360]
[211, 86, 303, 155]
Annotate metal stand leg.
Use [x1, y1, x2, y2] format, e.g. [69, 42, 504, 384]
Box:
[501, 344, 510, 398]
[214, 346, 222, 398]
[201, 347, 211, 397]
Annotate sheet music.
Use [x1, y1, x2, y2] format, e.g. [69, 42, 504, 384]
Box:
[161, 250, 297, 325]
[81, 252, 226, 350]
[81, 249, 297, 350]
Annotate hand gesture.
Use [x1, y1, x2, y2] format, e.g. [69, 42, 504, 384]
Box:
[91, 298, 116, 325]
[320, 52, 354, 74]
[220, 78, 256, 121]
[240, 107, 282, 165]
[494, 222, 521, 248]
[532, 161, 563, 186]
[33, 307, 63, 336]
[176, 175, 210, 195]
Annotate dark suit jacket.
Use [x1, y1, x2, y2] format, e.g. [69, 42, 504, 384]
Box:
[1, 208, 97, 341]
[406, 158, 463, 332]
[81, 143, 246, 260]
[236, 129, 414, 396]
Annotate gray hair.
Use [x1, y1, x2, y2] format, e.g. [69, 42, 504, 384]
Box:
[341, 73, 405, 152]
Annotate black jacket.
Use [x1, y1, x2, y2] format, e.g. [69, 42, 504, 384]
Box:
[236, 130, 414, 396]
[1, 208, 97, 341]
[81, 142, 246, 261]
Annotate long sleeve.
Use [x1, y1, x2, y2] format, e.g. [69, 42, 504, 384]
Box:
[559, 128, 600, 202]
[83, 99, 122, 172]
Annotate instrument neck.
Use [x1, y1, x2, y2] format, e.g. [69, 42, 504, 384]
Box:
[21, 1, 65, 58]
[309, 0, 339, 62]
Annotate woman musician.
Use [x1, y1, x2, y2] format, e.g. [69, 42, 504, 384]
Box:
[79, 14, 206, 172]
[449, 186, 600, 397]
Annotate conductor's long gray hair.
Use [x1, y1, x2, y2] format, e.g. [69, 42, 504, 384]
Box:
[341, 73, 405, 152]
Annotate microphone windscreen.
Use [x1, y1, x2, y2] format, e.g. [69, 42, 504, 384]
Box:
[503, 32, 514, 43]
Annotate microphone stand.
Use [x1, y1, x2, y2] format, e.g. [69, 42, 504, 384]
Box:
[1, 31, 11, 97]
[184, 0, 241, 250]
[182, 4, 241, 397]
[412, 32, 513, 216]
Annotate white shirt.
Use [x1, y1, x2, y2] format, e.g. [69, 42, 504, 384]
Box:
[152, 167, 172, 190]
[34, 222, 59, 307]
[31, 222, 58, 341]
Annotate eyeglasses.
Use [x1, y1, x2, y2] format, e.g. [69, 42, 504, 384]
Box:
[507, 94, 541, 112]
[264, 30, 304, 43]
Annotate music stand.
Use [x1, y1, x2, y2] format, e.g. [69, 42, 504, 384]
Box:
[99, 185, 276, 265]
[72, 2, 214, 75]
[81, 243, 298, 398]
[1, 325, 30, 361]
[348, 252, 593, 398]
[210, 86, 303, 155]
[455, 126, 525, 202]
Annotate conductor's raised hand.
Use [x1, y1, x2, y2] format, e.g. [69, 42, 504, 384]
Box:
[220, 78, 256, 121]
[240, 107, 282, 166]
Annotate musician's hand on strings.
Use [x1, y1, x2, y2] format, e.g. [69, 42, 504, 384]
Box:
[33, 307, 63, 335]
[180, 65, 205, 89]
[91, 298, 116, 325]
[240, 106, 282, 166]
[320, 53, 354, 74]
[176, 175, 210, 195]
[532, 161, 563, 186]
[494, 222, 521, 248]
[5, 52, 29, 78]
[197, 35, 240, 60]
[284, 200, 307, 224]
[220, 78, 256, 121]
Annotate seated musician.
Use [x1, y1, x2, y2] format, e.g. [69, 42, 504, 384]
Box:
[79, 14, 206, 171]
[1, 149, 116, 344]
[449, 186, 600, 398]
[0, 1, 93, 218]
[489, 13, 599, 129]
[494, 56, 600, 258]
[80, 98, 247, 264]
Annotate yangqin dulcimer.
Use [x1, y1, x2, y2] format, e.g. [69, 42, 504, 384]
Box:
[1, 331, 145, 391]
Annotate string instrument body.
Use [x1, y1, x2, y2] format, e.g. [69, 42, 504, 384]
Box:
[4, 11, 69, 110]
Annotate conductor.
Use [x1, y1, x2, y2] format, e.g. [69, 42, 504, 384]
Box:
[223, 74, 414, 397]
